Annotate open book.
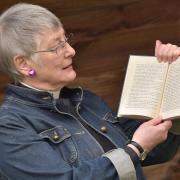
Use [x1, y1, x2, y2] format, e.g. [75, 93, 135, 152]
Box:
[118, 55, 180, 134]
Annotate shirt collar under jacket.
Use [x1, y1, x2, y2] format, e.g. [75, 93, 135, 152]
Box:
[20, 81, 61, 100]
[5, 84, 83, 108]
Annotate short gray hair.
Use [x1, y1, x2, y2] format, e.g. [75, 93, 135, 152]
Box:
[0, 3, 62, 82]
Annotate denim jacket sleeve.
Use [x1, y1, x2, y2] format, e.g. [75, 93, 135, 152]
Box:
[0, 117, 135, 180]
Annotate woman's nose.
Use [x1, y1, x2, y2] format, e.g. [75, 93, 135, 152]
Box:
[64, 43, 76, 58]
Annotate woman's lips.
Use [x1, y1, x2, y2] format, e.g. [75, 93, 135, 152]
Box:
[62, 63, 73, 70]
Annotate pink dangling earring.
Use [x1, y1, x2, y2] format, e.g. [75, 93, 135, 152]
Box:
[28, 69, 36, 77]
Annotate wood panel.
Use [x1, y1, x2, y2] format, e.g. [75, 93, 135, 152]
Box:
[144, 149, 180, 180]
[0, 0, 179, 179]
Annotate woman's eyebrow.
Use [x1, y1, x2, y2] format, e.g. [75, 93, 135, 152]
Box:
[52, 34, 66, 44]
[55, 30, 66, 40]
[48, 31, 66, 46]
[48, 38, 63, 48]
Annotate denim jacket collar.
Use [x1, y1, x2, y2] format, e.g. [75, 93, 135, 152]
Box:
[5, 84, 83, 108]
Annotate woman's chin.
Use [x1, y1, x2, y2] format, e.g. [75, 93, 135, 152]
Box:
[53, 69, 77, 86]
[65, 70, 77, 82]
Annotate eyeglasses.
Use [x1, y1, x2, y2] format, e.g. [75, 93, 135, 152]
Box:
[33, 33, 74, 56]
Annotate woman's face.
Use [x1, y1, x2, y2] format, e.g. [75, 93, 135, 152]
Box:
[29, 27, 76, 90]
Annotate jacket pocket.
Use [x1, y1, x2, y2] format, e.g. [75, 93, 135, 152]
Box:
[39, 126, 78, 165]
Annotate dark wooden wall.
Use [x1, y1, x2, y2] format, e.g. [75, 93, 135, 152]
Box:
[0, 0, 179, 179]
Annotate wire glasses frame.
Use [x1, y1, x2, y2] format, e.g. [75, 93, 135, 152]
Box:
[33, 33, 74, 56]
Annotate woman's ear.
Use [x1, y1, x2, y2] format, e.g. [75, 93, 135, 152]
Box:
[13, 55, 32, 76]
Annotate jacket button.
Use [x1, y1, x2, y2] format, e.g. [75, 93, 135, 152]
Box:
[53, 131, 60, 141]
[77, 106, 81, 111]
[115, 116, 118, 119]
[100, 126, 107, 133]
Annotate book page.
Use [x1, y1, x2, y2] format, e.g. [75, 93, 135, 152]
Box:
[118, 55, 168, 119]
[160, 58, 180, 119]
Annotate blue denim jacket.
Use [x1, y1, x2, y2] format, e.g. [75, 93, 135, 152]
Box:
[0, 84, 179, 180]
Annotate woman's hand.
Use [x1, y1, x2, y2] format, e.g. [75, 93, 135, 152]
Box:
[132, 117, 172, 152]
[155, 40, 180, 63]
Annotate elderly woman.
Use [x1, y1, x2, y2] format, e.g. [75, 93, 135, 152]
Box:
[0, 3, 179, 180]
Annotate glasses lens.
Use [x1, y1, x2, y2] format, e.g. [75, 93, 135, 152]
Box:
[56, 33, 74, 55]
[66, 33, 74, 45]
